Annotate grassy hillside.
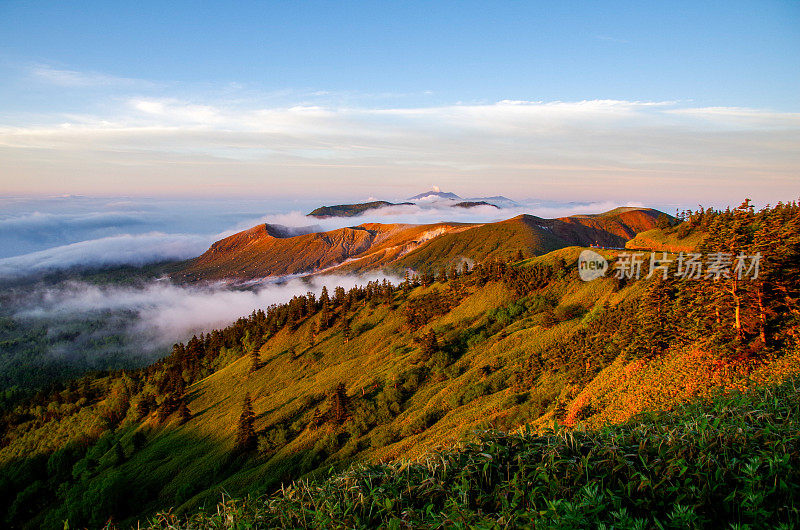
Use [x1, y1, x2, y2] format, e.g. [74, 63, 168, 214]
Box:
[147, 376, 800, 529]
[386, 208, 664, 274]
[1, 202, 797, 529]
[178, 207, 664, 281]
[177, 222, 475, 281]
[627, 227, 708, 252]
[383, 215, 566, 273]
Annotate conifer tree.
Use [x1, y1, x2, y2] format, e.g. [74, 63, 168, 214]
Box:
[329, 383, 350, 424]
[307, 320, 318, 347]
[235, 393, 257, 452]
[631, 276, 676, 358]
[334, 286, 346, 306]
[421, 330, 439, 359]
[305, 292, 316, 314]
[319, 299, 331, 331]
[342, 317, 351, 344]
[177, 401, 192, 424]
[249, 346, 261, 373]
[656, 213, 672, 229]
[319, 286, 330, 307]
[131, 431, 147, 452]
[113, 443, 126, 465]
[402, 270, 412, 292]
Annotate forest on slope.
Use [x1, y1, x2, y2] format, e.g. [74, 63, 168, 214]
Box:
[0, 200, 798, 528]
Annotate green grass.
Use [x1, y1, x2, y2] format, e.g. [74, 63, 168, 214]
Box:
[3, 225, 798, 528]
[626, 227, 707, 252]
[143, 377, 800, 529]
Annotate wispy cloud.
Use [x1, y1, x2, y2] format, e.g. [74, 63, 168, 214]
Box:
[29, 64, 153, 88]
[0, 232, 212, 277]
[1, 98, 797, 203]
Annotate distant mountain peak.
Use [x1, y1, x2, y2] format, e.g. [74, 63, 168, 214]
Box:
[407, 188, 462, 201]
[465, 195, 519, 208]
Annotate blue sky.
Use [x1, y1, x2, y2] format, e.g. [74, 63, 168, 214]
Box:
[0, 0, 798, 203]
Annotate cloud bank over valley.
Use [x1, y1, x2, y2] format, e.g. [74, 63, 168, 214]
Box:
[0, 194, 646, 278]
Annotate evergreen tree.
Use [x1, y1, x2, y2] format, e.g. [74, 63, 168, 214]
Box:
[319, 286, 330, 307]
[177, 401, 191, 424]
[329, 383, 350, 424]
[629, 276, 676, 358]
[249, 346, 261, 373]
[113, 443, 126, 465]
[235, 393, 257, 452]
[656, 213, 672, 229]
[136, 394, 156, 417]
[131, 431, 147, 452]
[319, 300, 331, 331]
[342, 317, 351, 344]
[402, 270, 412, 292]
[421, 330, 439, 359]
[305, 292, 316, 314]
[334, 286, 347, 307]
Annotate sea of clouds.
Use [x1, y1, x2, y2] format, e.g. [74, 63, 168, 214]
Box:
[0, 195, 640, 277]
[0, 194, 642, 365]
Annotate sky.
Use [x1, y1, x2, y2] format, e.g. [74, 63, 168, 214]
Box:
[0, 0, 798, 205]
[0, 1, 797, 365]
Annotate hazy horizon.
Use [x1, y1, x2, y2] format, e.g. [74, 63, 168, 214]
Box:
[1, 1, 798, 274]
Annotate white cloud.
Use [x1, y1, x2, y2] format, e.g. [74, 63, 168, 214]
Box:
[0, 232, 212, 277]
[0, 195, 639, 277]
[17, 273, 399, 352]
[0, 98, 797, 203]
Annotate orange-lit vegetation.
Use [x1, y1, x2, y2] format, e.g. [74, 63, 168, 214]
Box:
[178, 207, 664, 281]
[0, 200, 797, 528]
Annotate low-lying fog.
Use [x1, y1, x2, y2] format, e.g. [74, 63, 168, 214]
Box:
[0, 194, 644, 385]
[11, 273, 397, 354]
[0, 195, 643, 277]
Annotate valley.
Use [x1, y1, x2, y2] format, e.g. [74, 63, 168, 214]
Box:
[1, 201, 798, 528]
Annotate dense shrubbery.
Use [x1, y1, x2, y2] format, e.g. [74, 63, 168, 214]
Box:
[145, 378, 800, 529]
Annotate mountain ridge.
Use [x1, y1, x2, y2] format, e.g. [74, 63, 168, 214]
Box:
[307, 201, 415, 218]
[2, 201, 797, 528]
[175, 207, 665, 282]
[407, 190, 461, 201]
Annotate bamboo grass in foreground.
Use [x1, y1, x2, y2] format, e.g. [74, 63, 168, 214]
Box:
[141, 378, 800, 529]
